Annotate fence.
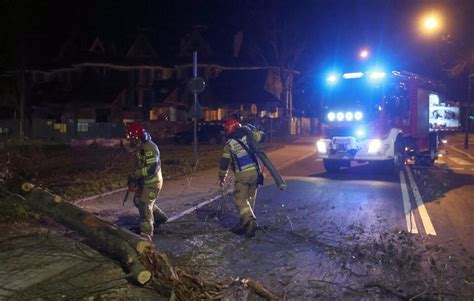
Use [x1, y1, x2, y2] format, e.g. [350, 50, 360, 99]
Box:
[0, 119, 126, 142]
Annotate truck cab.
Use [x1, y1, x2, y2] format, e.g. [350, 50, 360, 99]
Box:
[316, 70, 444, 173]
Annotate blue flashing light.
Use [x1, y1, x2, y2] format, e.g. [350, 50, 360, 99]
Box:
[327, 74, 338, 84]
[354, 111, 363, 121]
[369, 71, 386, 80]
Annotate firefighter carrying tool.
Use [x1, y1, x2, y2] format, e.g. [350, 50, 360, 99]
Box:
[126, 123, 168, 240]
[123, 175, 139, 206]
[218, 117, 286, 238]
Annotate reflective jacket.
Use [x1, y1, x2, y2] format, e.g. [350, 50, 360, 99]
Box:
[218, 127, 263, 178]
[134, 140, 162, 185]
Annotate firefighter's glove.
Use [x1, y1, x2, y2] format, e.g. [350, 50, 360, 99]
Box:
[219, 176, 226, 187]
[127, 175, 139, 192]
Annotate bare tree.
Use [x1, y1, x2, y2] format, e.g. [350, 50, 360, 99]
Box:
[243, 1, 307, 133]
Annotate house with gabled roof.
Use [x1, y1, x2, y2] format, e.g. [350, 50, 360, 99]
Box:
[1, 26, 298, 139]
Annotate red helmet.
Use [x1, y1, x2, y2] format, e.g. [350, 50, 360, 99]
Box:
[126, 123, 149, 141]
[223, 118, 241, 136]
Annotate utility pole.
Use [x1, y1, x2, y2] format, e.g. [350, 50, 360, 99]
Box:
[193, 51, 198, 165]
[464, 72, 473, 149]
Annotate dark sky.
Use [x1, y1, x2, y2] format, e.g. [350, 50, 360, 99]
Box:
[1, 0, 473, 99]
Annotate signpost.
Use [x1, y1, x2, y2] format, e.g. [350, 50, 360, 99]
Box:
[191, 51, 206, 166]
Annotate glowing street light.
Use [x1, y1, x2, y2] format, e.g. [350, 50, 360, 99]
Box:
[419, 12, 443, 35]
[359, 49, 369, 59]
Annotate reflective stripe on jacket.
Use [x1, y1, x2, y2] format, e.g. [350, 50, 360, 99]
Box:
[134, 140, 162, 184]
[225, 136, 257, 173]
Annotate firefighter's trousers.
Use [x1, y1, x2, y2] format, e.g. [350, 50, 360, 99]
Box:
[133, 181, 166, 236]
[233, 169, 259, 226]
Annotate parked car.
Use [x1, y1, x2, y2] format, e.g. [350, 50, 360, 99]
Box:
[174, 122, 225, 145]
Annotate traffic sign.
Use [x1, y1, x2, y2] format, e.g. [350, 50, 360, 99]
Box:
[189, 77, 206, 93]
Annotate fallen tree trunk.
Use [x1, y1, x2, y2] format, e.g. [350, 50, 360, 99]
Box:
[21, 183, 152, 284]
[19, 183, 279, 300]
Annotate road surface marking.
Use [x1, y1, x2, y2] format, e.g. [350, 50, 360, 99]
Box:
[167, 194, 222, 222]
[405, 166, 437, 236]
[399, 171, 419, 234]
[449, 157, 473, 166]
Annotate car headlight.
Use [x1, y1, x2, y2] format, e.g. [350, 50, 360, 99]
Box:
[327, 112, 336, 121]
[316, 140, 327, 154]
[368, 139, 382, 154]
[354, 111, 363, 121]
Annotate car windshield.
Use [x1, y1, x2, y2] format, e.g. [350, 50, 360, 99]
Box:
[323, 78, 385, 120]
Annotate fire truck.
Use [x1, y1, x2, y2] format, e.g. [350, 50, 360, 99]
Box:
[316, 70, 445, 173]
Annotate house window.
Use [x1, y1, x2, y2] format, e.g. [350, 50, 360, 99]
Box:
[78, 122, 88, 132]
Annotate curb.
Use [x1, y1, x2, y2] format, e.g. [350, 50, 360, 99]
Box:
[448, 145, 474, 160]
[74, 144, 314, 207]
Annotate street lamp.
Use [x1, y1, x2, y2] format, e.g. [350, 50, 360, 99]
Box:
[359, 49, 369, 59]
[419, 12, 443, 36]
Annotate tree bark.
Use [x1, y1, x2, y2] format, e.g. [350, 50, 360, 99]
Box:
[21, 183, 152, 284]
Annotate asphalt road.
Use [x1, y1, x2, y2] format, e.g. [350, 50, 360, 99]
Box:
[279, 138, 474, 254]
[154, 134, 474, 299]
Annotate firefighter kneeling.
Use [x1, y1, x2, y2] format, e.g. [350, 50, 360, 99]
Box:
[126, 124, 168, 240]
[219, 118, 265, 238]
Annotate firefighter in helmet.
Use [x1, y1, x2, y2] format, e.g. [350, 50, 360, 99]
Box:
[219, 117, 264, 238]
[126, 124, 168, 240]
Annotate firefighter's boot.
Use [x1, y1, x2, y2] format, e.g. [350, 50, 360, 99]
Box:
[231, 218, 249, 235]
[153, 206, 168, 227]
[244, 220, 258, 238]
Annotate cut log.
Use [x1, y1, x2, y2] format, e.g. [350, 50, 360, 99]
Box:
[21, 183, 152, 284]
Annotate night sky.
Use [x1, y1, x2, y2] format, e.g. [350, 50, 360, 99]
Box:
[1, 0, 473, 100]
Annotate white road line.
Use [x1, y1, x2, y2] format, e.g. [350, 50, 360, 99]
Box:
[167, 194, 223, 222]
[399, 171, 419, 234]
[449, 157, 473, 166]
[405, 166, 437, 236]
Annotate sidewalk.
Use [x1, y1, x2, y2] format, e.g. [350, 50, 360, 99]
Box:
[445, 133, 474, 159]
[74, 137, 317, 226]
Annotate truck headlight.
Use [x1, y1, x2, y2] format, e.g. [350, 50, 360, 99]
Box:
[345, 112, 354, 121]
[327, 112, 336, 121]
[336, 112, 344, 121]
[317, 140, 327, 154]
[368, 139, 382, 154]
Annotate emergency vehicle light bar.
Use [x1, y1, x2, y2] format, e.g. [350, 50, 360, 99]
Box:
[343, 72, 364, 79]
